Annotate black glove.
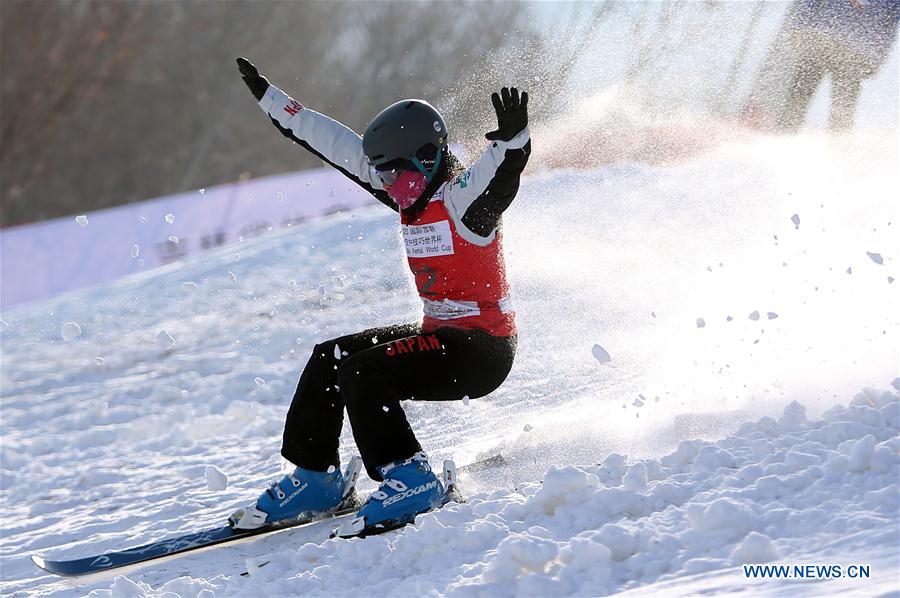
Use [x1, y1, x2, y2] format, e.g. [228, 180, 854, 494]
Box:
[236, 57, 269, 101]
[485, 87, 529, 142]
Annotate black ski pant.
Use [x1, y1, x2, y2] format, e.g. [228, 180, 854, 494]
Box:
[281, 323, 516, 480]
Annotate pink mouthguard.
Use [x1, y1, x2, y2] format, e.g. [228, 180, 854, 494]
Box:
[386, 170, 428, 209]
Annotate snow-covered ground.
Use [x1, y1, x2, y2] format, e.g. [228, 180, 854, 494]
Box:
[1, 130, 897, 596]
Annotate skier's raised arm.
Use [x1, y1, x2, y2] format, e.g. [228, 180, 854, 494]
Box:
[236, 57, 395, 211]
[444, 87, 531, 243]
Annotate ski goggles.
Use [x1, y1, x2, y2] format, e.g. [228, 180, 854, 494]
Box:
[374, 149, 443, 187]
[377, 166, 405, 188]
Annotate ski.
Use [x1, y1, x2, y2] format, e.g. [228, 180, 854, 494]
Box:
[31, 454, 503, 577]
[31, 455, 506, 577]
[30, 457, 363, 578]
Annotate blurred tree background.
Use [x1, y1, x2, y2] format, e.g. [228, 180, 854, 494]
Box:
[0, 0, 604, 227]
[2, 1, 827, 229]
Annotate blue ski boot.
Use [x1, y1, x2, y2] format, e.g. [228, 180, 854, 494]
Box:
[230, 457, 362, 530]
[335, 452, 454, 538]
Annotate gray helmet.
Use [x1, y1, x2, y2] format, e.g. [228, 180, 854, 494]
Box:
[362, 100, 448, 168]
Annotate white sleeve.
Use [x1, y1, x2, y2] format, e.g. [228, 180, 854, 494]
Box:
[258, 85, 384, 190]
[442, 127, 531, 245]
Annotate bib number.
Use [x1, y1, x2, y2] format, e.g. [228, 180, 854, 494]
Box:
[411, 264, 437, 295]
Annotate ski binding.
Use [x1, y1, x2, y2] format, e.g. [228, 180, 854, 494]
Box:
[332, 459, 462, 539]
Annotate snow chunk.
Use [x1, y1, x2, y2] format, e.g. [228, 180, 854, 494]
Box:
[462, 395, 470, 406]
[662, 440, 704, 467]
[334, 344, 342, 360]
[731, 532, 780, 564]
[790, 214, 800, 229]
[131, 244, 140, 258]
[869, 445, 895, 474]
[683, 557, 731, 575]
[483, 534, 559, 582]
[165, 213, 175, 224]
[687, 498, 754, 535]
[696, 317, 706, 328]
[594, 524, 636, 562]
[779, 401, 807, 428]
[558, 535, 613, 583]
[183, 282, 198, 291]
[783, 451, 820, 472]
[622, 462, 648, 493]
[694, 446, 736, 470]
[75, 215, 89, 227]
[848, 434, 877, 472]
[592, 344, 611, 364]
[749, 311, 760, 321]
[205, 465, 228, 491]
[61, 322, 82, 341]
[602, 453, 627, 469]
[866, 251, 884, 265]
[254, 377, 266, 387]
[108, 575, 151, 597]
[862, 485, 899, 512]
[243, 557, 266, 577]
[155, 330, 175, 350]
[766, 312, 779, 320]
[532, 466, 599, 515]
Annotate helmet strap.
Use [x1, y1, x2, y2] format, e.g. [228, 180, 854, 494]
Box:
[410, 149, 443, 183]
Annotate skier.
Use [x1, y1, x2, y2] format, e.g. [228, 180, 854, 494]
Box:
[230, 57, 530, 534]
[777, 0, 899, 131]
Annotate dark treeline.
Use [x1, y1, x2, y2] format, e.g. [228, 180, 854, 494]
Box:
[1, 0, 602, 227]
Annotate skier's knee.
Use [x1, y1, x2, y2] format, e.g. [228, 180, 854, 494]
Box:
[336, 355, 383, 400]
[297, 342, 335, 380]
[336, 357, 363, 395]
[310, 341, 334, 362]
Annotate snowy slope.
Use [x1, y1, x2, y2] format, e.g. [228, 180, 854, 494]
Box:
[81, 387, 900, 598]
[1, 131, 897, 596]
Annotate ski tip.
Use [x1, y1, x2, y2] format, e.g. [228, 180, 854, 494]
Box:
[31, 555, 46, 570]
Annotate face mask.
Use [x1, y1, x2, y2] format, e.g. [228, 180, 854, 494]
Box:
[384, 169, 428, 209]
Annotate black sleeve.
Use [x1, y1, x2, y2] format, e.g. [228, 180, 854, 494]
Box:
[460, 140, 531, 237]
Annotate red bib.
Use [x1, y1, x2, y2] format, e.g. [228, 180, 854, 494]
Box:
[401, 195, 515, 337]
